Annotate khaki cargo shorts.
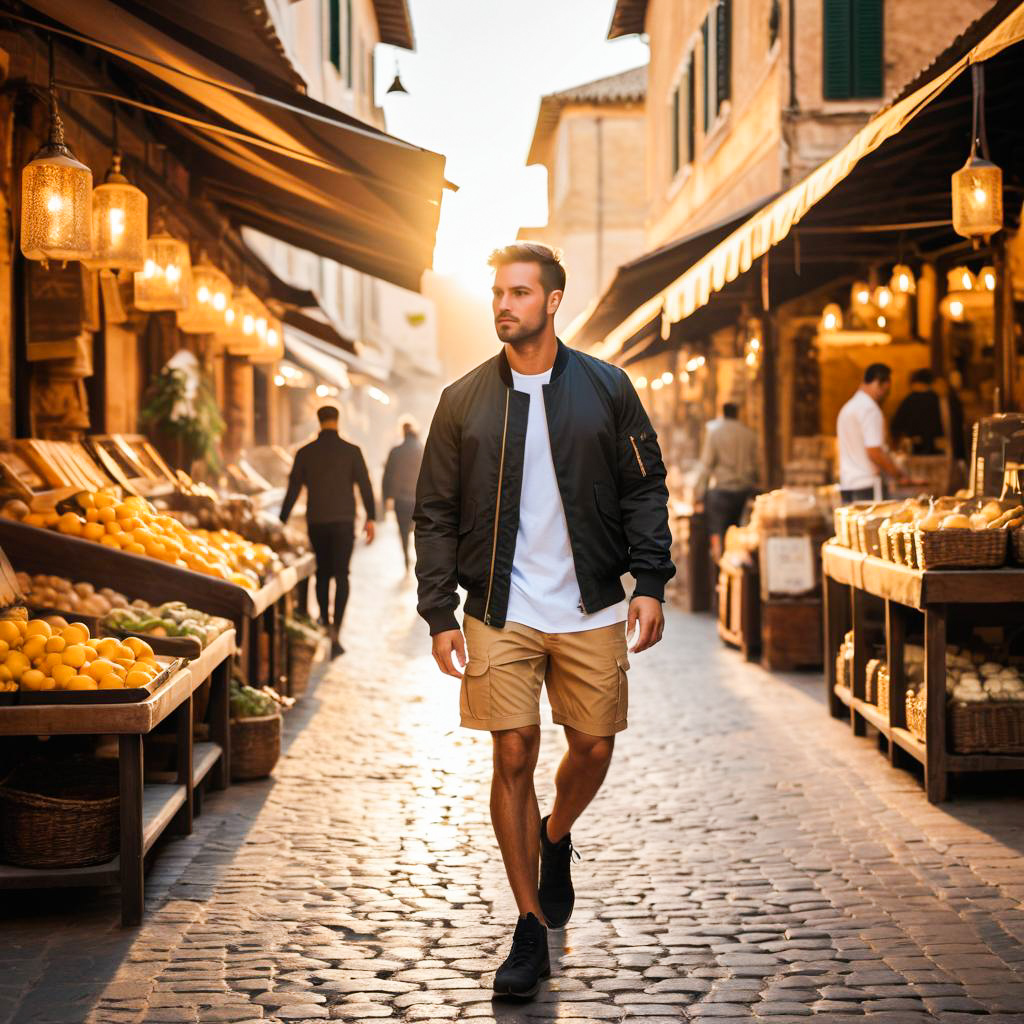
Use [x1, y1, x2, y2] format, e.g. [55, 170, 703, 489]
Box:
[460, 615, 629, 736]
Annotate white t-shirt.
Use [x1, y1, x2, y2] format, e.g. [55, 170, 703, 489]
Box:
[837, 389, 886, 492]
[504, 368, 628, 634]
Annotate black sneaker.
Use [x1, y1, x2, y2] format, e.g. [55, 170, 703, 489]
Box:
[492, 913, 550, 999]
[539, 815, 579, 929]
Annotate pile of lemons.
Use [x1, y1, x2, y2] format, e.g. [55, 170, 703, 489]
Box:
[20, 491, 264, 590]
[0, 617, 163, 692]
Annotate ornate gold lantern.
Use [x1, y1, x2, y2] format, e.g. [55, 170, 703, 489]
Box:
[20, 82, 92, 264]
[134, 215, 192, 311]
[225, 288, 266, 354]
[86, 153, 147, 271]
[952, 65, 1003, 244]
[177, 257, 232, 333]
[947, 267, 975, 293]
[890, 265, 916, 295]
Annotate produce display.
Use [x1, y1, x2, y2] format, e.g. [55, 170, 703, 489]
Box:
[15, 572, 130, 617]
[229, 679, 278, 718]
[157, 494, 307, 558]
[1, 489, 282, 588]
[944, 645, 1024, 703]
[104, 601, 231, 648]
[0, 608, 164, 692]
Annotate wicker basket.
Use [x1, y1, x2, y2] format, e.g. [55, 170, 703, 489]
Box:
[857, 516, 888, 558]
[1012, 529, 1024, 566]
[949, 701, 1024, 753]
[865, 658, 884, 705]
[0, 758, 119, 868]
[915, 528, 1008, 571]
[287, 637, 318, 699]
[230, 714, 282, 781]
[906, 689, 927, 742]
[877, 665, 890, 714]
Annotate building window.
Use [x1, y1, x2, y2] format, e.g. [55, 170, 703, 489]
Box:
[345, 0, 354, 88]
[685, 51, 696, 163]
[702, 1, 731, 134]
[671, 51, 697, 178]
[823, 0, 883, 99]
[328, 0, 341, 72]
[671, 85, 681, 176]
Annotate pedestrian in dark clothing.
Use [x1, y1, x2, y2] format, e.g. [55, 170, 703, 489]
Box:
[382, 419, 423, 572]
[891, 369, 944, 455]
[280, 406, 376, 657]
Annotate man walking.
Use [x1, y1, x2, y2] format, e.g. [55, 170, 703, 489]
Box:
[280, 406, 376, 658]
[696, 402, 760, 561]
[414, 243, 674, 999]
[837, 363, 908, 503]
[382, 419, 423, 572]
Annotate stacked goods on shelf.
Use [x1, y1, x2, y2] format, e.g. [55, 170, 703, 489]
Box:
[784, 436, 835, 488]
[156, 493, 307, 559]
[103, 601, 231, 649]
[907, 644, 1024, 751]
[1, 489, 282, 588]
[15, 573, 130, 618]
[836, 496, 1024, 569]
[0, 614, 165, 693]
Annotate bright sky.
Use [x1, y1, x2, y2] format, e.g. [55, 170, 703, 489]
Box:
[375, 0, 648, 292]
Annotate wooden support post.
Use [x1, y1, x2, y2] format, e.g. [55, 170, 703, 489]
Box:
[925, 605, 949, 803]
[118, 733, 144, 927]
[885, 600, 906, 765]
[174, 693, 194, 835]
[824, 572, 847, 718]
[993, 235, 1017, 413]
[851, 586, 869, 736]
[209, 658, 231, 791]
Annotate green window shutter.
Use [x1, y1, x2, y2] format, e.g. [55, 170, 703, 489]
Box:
[702, 16, 711, 131]
[852, 0, 883, 97]
[328, 0, 341, 72]
[671, 86, 681, 176]
[716, 0, 731, 108]
[686, 52, 696, 163]
[823, 0, 852, 99]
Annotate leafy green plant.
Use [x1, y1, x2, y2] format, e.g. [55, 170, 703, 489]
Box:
[140, 366, 224, 473]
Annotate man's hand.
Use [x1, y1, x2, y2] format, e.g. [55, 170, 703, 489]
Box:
[364, 520, 376, 544]
[432, 629, 466, 678]
[628, 596, 664, 653]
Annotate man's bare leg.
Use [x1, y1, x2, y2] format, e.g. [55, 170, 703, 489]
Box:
[545, 726, 615, 843]
[491, 725, 545, 919]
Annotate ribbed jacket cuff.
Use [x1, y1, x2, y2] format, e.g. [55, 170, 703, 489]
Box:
[632, 572, 666, 603]
[423, 607, 460, 636]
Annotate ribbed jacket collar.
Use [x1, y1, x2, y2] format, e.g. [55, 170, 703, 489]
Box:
[497, 338, 570, 387]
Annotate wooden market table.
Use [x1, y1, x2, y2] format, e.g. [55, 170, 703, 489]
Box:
[823, 543, 1024, 802]
[0, 628, 235, 925]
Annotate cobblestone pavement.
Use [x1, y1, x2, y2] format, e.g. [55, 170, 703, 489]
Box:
[3, 525, 1024, 1024]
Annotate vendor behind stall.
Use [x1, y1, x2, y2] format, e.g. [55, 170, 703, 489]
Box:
[696, 403, 760, 560]
[837, 363, 908, 503]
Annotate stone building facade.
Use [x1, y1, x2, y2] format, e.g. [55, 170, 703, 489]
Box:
[518, 68, 648, 332]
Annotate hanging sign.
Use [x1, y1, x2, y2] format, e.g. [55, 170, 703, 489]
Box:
[761, 534, 815, 595]
[25, 260, 85, 360]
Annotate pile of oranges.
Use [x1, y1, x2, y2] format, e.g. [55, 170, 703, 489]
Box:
[0, 617, 163, 692]
[17, 491, 270, 590]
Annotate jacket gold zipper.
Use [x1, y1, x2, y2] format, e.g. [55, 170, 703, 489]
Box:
[629, 434, 648, 477]
[483, 390, 511, 625]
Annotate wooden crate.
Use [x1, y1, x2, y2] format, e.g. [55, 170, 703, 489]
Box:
[717, 556, 760, 661]
[761, 597, 824, 671]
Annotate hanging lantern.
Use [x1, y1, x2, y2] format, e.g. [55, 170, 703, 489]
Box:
[134, 216, 192, 311]
[225, 288, 269, 355]
[86, 152, 147, 271]
[248, 315, 284, 365]
[890, 264, 916, 295]
[821, 303, 843, 332]
[851, 282, 872, 308]
[177, 257, 232, 333]
[947, 266, 975, 293]
[952, 65, 1003, 243]
[873, 286, 893, 310]
[386, 61, 409, 95]
[978, 265, 996, 291]
[20, 71, 92, 264]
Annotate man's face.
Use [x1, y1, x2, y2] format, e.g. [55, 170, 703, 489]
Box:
[491, 262, 561, 345]
[867, 378, 892, 404]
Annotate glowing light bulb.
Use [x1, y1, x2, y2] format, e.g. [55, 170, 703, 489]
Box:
[651, 378, 663, 391]
[267, 327, 278, 346]
[877, 314, 887, 328]
[981, 268, 996, 290]
[315, 384, 329, 398]
[197, 285, 211, 304]
[745, 352, 758, 367]
[144, 258, 156, 277]
[46, 193, 63, 214]
[950, 299, 964, 318]
[274, 374, 285, 387]
[973, 185, 987, 205]
[242, 313, 255, 335]
[213, 291, 226, 311]
[661, 371, 674, 384]
[256, 317, 268, 341]
[165, 264, 180, 284]
[108, 207, 125, 239]
[875, 286, 892, 309]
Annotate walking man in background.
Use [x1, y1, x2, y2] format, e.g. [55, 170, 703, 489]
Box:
[280, 406, 376, 658]
[382, 418, 423, 572]
[414, 243, 674, 1000]
[696, 402, 760, 561]
[837, 363, 908, 503]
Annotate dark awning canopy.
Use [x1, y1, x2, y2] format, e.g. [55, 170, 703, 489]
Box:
[566, 198, 774, 352]
[21, 0, 448, 291]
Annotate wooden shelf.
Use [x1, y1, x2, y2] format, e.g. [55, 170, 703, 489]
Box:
[192, 742, 222, 788]
[0, 782, 186, 889]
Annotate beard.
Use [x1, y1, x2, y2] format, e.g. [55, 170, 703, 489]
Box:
[494, 310, 547, 346]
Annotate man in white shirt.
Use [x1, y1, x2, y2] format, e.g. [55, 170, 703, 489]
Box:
[837, 363, 907, 502]
[415, 243, 674, 999]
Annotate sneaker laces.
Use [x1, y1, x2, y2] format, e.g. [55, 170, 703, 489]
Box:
[541, 836, 582, 884]
[507, 924, 541, 968]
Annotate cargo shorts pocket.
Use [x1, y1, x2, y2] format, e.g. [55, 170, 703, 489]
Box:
[460, 656, 491, 722]
[615, 654, 629, 724]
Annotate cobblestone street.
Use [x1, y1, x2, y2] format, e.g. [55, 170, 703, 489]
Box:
[4, 527, 1024, 1024]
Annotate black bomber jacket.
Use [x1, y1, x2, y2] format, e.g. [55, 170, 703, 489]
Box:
[413, 340, 675, 635]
